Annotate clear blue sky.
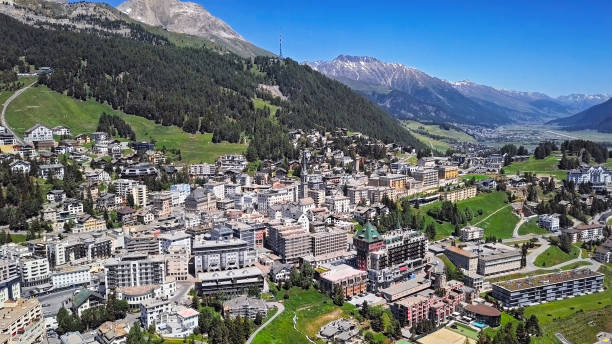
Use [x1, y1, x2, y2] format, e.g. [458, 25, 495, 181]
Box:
[98, 0, 611, 96]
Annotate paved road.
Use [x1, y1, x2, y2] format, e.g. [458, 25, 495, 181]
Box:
[512, 217, 527, 238]
[246, 302, 285, 344]
[0, 80, 37, 145]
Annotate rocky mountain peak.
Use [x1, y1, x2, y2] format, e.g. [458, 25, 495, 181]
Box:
[117, 0, 273, 57]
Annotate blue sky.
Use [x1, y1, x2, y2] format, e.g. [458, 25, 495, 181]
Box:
[98, 0, 611, 96]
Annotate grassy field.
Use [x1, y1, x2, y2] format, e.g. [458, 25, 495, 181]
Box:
[402, 120, 476, 152]
[523, 264, 612, 344]
[460, 174, 491, 181]
[5, 85, 245, 163]
[518, 217, 549, 235]
[560, 261, 592, 271]
[252, 98, 281, 117]
[533, 245, 580, 267]
[606, 158, 612, 169]
[475, 206, 518, 239]
[448, 323, 479, 340]
[503, 155, 567, 180]
[417, 191, 518, 240]
[252, 287, 356, 344]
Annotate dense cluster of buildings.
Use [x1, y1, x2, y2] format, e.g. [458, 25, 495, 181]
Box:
[0, 120, 609, 344]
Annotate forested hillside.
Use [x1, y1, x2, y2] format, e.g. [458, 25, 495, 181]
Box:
[0, 14, 422, 160]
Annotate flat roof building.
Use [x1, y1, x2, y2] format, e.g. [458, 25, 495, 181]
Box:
[492, 268, 604, 308]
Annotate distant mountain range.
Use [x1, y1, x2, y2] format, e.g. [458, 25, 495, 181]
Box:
[117, 0, 274, 57]
[549, 98, 612, 133]
[306, 55, 610, 127]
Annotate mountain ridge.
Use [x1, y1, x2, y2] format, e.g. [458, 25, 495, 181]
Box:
[117, 0, 274, 57]
[306, 55, 609, 126]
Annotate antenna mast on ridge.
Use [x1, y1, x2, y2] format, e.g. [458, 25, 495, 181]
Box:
[279, 34, 283, 58]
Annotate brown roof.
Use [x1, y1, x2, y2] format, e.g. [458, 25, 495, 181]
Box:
[465, 304, 501, 317]
[445, 245, 477, 258]
[575, 224, 603, 230]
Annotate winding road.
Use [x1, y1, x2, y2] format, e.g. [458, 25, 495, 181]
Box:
[1, 80, 37, 145]
[246, 302, 285, 344]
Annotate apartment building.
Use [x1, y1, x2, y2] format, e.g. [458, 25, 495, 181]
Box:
[166, 246, 189, 281]
[493, 268, 604, 308]
[0, 298, 45, 344]
[440, 186, 477, 203]
[0, 260, 21, 303]
[158, 231, 191, 254]
[20, 257, 51, 287]
[311, 229, 347, 257]
[223, 296, 268, 320]
[379, 174, 410, 190]
[538, 214, 560, 231]
[51, 266, 91, 290]
[189, 163, 216, 177]
[563, 224, 604, 243]
[325, 195, 351, 214]
[196, 266, 264, 296]
[319, 264, 367, 298]
[460, 226, 484, 241]
[437, 165, 459, 180]
[390, 296, 430, 329]
[444, 246, 478, 273]
[266, 224, 312, 264]
[257, 188, 295, 211]
[105, 254, 166, 291]
[412, 168, 439, 189]
[192, 237, 255, 272]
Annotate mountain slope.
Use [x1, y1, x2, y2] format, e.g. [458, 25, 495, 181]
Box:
[549, 98, 612, 133]
[0, 11, 423, 160]
[452, 80, 609, 122]
[117, 0, 274, 57]
[306, 55, 511, 126]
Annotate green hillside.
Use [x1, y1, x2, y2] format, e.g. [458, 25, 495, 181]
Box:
[5, 85, 245, 163]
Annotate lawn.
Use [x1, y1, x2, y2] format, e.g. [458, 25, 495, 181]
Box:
[417, 191, 517, 240]
[503, 155, 567, 180]
[448, 323, 479, 340]
[533, 245, 580, 268]
[518, 218, 548, 235]
[523, 265, 612, 344]
[460, 174, 491, 181]
[560, 261, 592, 271]
[525, 264, 612, 326]
[606, 158, 612, 169]
[5, 85, 245, 163]
[252, 287, 356, 344]
[9, 234, 27, 243]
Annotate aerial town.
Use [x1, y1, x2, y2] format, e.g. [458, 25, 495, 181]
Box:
[0, 121, 610, 344]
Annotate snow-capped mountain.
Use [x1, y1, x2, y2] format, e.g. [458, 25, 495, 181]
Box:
[556, 94, 610, 112]
[117, 0, 273, 57]
[306, 55, 511, 126]
[306, 55, 609, 126]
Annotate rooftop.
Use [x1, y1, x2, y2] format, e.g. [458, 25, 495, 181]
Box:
[320, 264, 366, 283]
[354, 222, 381, 243]
[494, 268, 603, 291]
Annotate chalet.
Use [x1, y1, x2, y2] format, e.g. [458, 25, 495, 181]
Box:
[52, 126, 71, 137]
[75, 134, 91, 145]
[91, 132, 110, 144]
[24, 123, 53, 143]
[0, 133, 15, 145]
[47, 190, 67, 203]
[9, 160, 30, 174]
[38, 163, 65, 180]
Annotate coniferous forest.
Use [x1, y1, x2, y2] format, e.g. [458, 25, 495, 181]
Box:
[0, 14, 422, 160]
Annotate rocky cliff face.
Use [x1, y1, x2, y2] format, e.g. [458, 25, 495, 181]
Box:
[117, 0, 274, 57]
